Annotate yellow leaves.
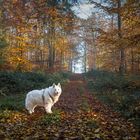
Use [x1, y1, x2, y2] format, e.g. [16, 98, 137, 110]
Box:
[0, 76, 139, 139]
[4, 33, 34, 71]
[94, 128, 100, 133]
[55, 36, 70, 53]
[0, 110, 27, 125]
[47, 7, 58, 17]
[113, 126, 120, 131]
[17, 57, 22, 62]
[15, 36, 28, 41]
[94, 134, 101, 138]
[12, 0, 18, 4]
[6, 50, 32, 71]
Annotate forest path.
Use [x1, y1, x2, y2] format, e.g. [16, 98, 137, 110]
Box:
[54, 74, 138, 139]
[0, 74, 138, 140]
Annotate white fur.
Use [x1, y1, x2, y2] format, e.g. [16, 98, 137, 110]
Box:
[25, 83, 62, 114]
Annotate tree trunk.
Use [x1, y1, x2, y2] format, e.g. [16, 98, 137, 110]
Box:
[68, 51, 73, 72]
[48, 43, 54, 68]
[118, 0, 125, 74]
[91, 28, 96, 70]
[131, 47, 134, 73]
[84, 42, 87, 73]
[138, 57, 140, 73]
[48, 18, 55, 69]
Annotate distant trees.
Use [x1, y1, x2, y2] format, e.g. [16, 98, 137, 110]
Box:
[0, 0, 77, 72]
[85, 0, 140, 74]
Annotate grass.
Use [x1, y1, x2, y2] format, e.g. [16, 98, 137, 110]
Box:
[0, 94, 25, 111]
[39, 109, 62, 125]
[85, 70, 140, 128]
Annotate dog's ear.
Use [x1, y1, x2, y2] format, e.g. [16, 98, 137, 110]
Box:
[52, 83, 56, 87]
[58, 83, 61, 88]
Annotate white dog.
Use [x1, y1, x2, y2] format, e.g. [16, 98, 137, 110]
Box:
[25, 83, 62, 114]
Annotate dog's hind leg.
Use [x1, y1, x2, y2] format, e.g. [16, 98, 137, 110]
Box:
[32, 105, 37, 113]
[28, 106, 36, 114]
[26, 102, 35, 114]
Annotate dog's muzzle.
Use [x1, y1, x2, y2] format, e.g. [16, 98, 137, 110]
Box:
[55, 92, 59, 95]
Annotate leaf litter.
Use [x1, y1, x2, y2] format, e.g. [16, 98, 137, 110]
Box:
[0, 74, 139, 140]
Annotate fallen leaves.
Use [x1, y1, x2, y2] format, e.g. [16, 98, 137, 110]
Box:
[0, 74, 139, 139]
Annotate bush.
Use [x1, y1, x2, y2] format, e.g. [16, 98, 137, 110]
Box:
[86, 70, 140, 92]
[0, 94, 25, 111]
[86, 70, 140, 126]
[0, 72, 47, 94]
[0, 71, 70, 95]
[59, 71, 72, 79]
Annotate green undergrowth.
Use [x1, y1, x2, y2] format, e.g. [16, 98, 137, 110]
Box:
[85, 70, 140, 92]
[0, 71, 71, 96]
[39, 110, 62, 125]
[0, 94, 25, 111]
[85, 70, 140, 128]
[0, 71, 71, 111]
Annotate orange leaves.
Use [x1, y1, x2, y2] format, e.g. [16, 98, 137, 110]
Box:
[1, 0, 76, 72]
[6, 46, 32, 71]
[4, 33, 34, 71]
[0, 110, 27, 124]
[47, 7, 58, 18]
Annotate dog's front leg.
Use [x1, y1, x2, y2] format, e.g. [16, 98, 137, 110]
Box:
[45, 103, 53, 114]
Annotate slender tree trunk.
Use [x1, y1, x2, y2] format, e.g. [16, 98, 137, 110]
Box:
[60, 51, 63, 71]
[138, 57, 140, 73]
[118, 0, 125, 74]
[91, 28, 96, 70]
[48, 18, 55, 69]
[84, 42, 87, 73]
[48, 43, 54, 68]
[68, 51, 73, 72]
[111, 14, 117, 72]
[131, 47, 134, 73]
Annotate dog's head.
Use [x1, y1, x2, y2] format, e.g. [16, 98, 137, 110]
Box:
[52, 83, 62, 96]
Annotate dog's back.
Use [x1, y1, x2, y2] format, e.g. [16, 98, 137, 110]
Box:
[25, 89, 45, 110]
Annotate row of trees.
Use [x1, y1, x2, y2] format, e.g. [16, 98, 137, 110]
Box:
[0, 0, 78, 72]
[81, 0, 140, 74]
[0, 0, 139, 74]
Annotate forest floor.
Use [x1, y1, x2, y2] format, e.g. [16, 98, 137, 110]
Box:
[0, 74, 139, 140]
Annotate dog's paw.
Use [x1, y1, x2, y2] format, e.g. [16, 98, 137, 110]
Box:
[46, 110, 53, 114]
[29, 110, 33, 114]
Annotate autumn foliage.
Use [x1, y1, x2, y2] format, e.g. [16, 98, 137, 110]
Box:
[0, 0, 139, 139]
[0, 0, 76, 72]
